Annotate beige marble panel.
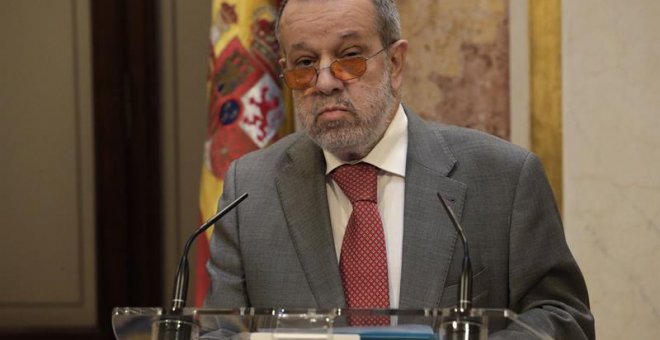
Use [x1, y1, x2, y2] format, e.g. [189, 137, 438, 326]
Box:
[398, 0, 510, 140]
[509, 0, 530, 148]
[563, 1, 660, 339]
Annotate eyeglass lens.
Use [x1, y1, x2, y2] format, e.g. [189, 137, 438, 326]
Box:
[283, 57, 368, 90]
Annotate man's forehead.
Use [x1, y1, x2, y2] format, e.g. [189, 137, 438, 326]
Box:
[281, 0, 374, 11]
[279, 0, 378, 51]
[279, 0, 376, 31]
[288, 30, 367, 51]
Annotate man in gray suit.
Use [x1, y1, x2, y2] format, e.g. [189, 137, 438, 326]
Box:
[206, 0, 595, 338]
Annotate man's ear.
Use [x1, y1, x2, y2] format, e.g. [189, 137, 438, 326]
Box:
[388, 39, 408, 93]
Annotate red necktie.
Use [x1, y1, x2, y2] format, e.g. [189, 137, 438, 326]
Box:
[331, 162, 390, 325]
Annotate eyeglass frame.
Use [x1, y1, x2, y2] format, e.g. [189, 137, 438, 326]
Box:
[279, 44, 392, 90]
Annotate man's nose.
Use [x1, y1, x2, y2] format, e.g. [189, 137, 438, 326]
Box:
[314, 64, 344, 94]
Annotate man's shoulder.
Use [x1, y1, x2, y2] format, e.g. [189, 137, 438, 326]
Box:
[439, 124, 526, 153]
[235, 131, 310, 168]
[422, 121, 532, 170]
[405, 107, 529, 162]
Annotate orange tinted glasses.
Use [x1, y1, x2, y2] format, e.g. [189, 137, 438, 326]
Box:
[281, 47, 388, 90]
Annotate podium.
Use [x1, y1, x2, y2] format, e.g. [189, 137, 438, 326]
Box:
[112, 307, 552, 339]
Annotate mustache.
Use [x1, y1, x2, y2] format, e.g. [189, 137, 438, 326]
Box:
[312, 97, 357, 116]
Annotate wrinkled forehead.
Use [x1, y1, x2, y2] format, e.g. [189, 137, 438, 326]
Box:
[278, 0, 379, 53]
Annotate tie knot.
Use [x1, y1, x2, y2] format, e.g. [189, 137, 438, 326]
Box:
[330, 162, 378, 204]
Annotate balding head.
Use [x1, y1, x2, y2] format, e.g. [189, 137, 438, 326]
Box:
[275, 0, 401, 51]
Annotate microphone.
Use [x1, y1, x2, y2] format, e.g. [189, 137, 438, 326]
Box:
[156, 192, 248, 340]
[437, 193, 482, 340]
[437, 193, 472, 312]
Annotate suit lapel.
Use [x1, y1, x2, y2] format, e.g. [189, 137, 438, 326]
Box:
[399, 109, 467, 308]
[275, 136, 346, 308]
[273, 110, 466, 309]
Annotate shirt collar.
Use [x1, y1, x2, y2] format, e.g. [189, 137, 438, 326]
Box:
[324, 104, 408, 177]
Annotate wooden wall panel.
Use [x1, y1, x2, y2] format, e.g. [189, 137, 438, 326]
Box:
[0, 0, 96, 327]
[0, 0, 162, 337]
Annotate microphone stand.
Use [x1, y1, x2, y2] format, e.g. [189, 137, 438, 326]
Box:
[156, 193, 248, 340]
[437, 193, 483, 340]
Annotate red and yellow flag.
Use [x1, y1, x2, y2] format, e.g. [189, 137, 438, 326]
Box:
[196, 0, 292, 306]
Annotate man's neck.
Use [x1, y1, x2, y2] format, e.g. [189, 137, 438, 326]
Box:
[330, 103, 401, 162]
[324, 103, 407, 168]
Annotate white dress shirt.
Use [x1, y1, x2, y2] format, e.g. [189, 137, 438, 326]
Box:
[324, 104, 408, 308]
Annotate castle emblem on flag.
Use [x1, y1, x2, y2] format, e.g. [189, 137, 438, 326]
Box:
[210, 2, 238, 46]
[250, 6, 279, 71]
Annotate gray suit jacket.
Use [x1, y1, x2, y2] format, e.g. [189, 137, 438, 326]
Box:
[205, 109, 594, 339]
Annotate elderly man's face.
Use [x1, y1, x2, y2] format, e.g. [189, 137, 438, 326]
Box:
[278, 0, 406, 160]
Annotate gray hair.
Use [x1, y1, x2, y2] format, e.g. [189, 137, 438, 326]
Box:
[275, 0, 401, 49]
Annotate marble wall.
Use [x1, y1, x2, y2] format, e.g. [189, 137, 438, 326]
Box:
[563, 1, 660, 339]
[398, 0, 510, 140]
